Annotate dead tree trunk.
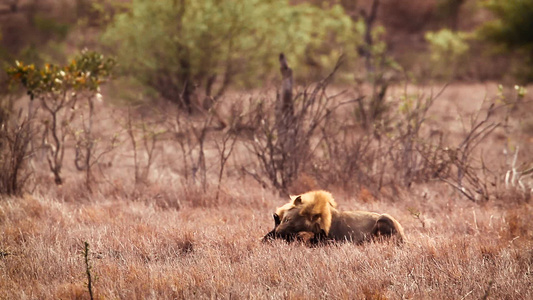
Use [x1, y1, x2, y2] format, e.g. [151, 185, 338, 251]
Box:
[276, 53, 294, 138]
[275, 53, 297, 194]
[359, 0, 380, 75]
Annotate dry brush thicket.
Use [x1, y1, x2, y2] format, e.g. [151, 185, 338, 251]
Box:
[0, 81, 532, 298]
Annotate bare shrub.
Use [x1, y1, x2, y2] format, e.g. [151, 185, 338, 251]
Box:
[313, 123, 377, 192]
[121, 98, 230, 204]
[73, 95, 118, 191]
[313, 86, 446, 197]
[387, 87, 448, 187]
[435, 101, 500, 201]
[243, 56, 347, 195]
[165, 103, 225, 192]
[504, 146, 533, 200]
[6, 51, 115, 185]
[124, 105, 162, 185]
[315, 81, 515, 203]
[238, 52, 445, 198]
[214, 127, 237, 201]
[0, 95, 34, 196]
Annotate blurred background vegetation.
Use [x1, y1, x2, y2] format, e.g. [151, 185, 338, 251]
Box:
[1, 0, 532, 103]
[0, 0, 531, 200]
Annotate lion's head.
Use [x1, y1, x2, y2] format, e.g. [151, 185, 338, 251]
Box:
[273, 190, 336, 241]
[262, 202, 293, 242]
[262, 190, 336, 242]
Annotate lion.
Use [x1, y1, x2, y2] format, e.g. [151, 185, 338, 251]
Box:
[263, 190, 405, 244]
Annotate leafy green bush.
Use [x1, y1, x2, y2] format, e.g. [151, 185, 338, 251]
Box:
[477, 0, 533, 81]
[425, 29, 470, 79]
[479, 0, 533, 49]
[102, 0, 358, 109]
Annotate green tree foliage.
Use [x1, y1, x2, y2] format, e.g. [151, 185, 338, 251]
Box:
[7, 50, 115, 100]
[425, 29, 470, 79]
[478, 0, 533, 81]
[479, 0, 533, 50]
[101, 0, 358, 109]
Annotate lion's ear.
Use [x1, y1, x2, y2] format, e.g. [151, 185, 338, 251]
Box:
[289, 194, 298, 201]
[293, 196, 302, 206]
[273, 213, 281, 226]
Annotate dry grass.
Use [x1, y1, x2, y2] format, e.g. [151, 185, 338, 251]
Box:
[1, 83, 532, 299]
[1, 188, 531, 299]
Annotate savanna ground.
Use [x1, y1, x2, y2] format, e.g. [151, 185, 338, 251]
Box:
[1, 82, 532, 300]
